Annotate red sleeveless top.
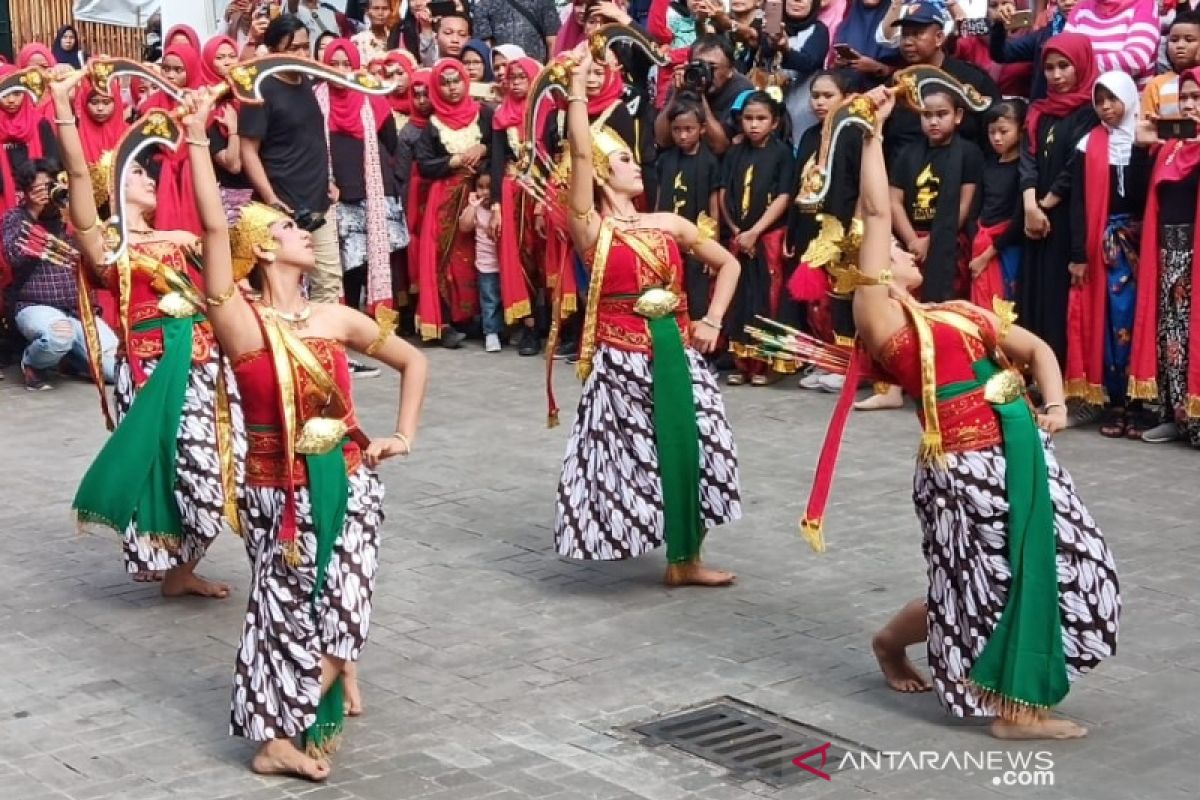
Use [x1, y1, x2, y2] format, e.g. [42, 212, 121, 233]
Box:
[874, 303, 1006, 454]
[232, 337, 363, 488]
[115, 240, 215, 370]
[592, 227, 690, 353]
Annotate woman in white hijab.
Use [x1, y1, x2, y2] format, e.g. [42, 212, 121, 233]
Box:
[492, 43, 528, 86]
[1066, 69, 1153, 438]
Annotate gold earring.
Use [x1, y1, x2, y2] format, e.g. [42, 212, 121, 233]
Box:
[260, 252, 276, 263]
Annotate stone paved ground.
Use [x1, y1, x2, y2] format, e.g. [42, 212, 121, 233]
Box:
[1, 345, 1197, 800]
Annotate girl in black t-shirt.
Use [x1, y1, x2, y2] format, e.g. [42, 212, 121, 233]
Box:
[968, 100, 1025, 309]
[719, 92, 796, 385]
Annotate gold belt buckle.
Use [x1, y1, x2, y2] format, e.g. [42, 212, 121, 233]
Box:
[295, 417, 348, 456]
[983, 369, 1024, 405]
[632, 288, 679, 320]
[157, 291, 198, 318]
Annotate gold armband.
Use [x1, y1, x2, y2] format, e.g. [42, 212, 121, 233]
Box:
[365, 306, 399, 356]
[571, 206, 595, 221]
[992, 297, 1017, 340]
[206, 285, 238, 307]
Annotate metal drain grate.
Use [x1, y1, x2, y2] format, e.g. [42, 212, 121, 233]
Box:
[632, 700, 865, 787]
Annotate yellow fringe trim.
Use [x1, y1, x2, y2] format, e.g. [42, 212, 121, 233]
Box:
[1064, 379, 1107, 407]
[547, 410, 560, 429]
[873, 381, 891, 395]
[799, 516, 826, 554]
[504, 299, 533, 326]
[1127, 377, 1158, 402]
[1188, 395, 1200, 419]
[283, 540, 302, 568]
[918, 430, 946, 467]
[304, 732, 343, 759]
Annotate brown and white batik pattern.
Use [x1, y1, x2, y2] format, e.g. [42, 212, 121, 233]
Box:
[1157, 225, 1200, 447]
[230, 467, 383, 742]
[112, 353, 245, 573]
[913, 434, 1121, 718]
[555, 345, 742, 561]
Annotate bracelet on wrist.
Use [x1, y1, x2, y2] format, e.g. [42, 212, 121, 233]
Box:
[391, 431, 412, 455]
[186, 136, 210, 147]
[698, 316, 721, 330]
[1042, 402, 1066, 413]
[54, 117, 77, 126]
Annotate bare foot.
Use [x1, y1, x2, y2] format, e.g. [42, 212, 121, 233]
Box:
[251, 739, 331, 781]
[132, 571, 163, 583]
[991, 717, 1088, 740]
[872, 631, 932, 693]
[342, 663, 364, 716]
[664, 562, 736, 587]
[854, 385, 904, 411]
[161, 570, 231, 599]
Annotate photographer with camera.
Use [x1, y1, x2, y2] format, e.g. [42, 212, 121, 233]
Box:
[239, 15, 345, 306]
[653, 34, 753, 156]
[2, 160, 116, 391]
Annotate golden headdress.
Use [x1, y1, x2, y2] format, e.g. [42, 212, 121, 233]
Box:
[588, 125, 631, 185]
[88, 150, 115, 211]
[802, 214, 891, 296]
[230, 202, 289, 281]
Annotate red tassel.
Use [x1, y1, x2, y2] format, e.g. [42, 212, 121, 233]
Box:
[788, 262, 831, 303]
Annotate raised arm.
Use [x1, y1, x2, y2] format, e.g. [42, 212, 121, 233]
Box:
[565, 51, 603, 253]
[183, 89, 260, 357]
[49, 70, 107, 271]
[853, 88, 899, 339]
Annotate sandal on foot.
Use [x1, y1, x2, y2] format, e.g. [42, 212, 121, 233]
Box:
[1098, 407, 1127, 438]
[1125, 407, 1156, 440]
[726, 373, 747, 386]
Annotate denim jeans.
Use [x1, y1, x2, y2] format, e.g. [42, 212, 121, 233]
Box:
[16, 304, 118, 382]
[478, 272, 502, 336]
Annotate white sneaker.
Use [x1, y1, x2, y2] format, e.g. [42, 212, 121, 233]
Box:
[799, 367, 828, 389]
[485, 333, 501, 353]
[817, 373, 845, 393]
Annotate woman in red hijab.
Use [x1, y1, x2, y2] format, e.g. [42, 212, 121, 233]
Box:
[74, 77, 127, 163]
[142, 43, 206, 234]
[412, 59, 491, 347]
[0, 65, 55, 213]
[16, 43, 53, 70]
[1128, 67, 1200, 448]
[1017, 33, 1099, 369]
[200, 35, 251, 216]
[491, 56, 544, 355]
[322, 39, 406, 314]
[164, 24, 202, 54]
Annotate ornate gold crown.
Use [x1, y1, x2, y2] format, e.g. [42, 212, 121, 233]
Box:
[802, 215, 891, 295]
[88, 150, 115, 211]
[590, 125, 631, 185]
[230, 202, 289, 281]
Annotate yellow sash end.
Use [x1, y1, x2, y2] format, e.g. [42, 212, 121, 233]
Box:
[283, 540, 302, 568]
[575, 360, 593, 382]
[546, 410, 560, 429]
[918, 430, 946, 467]
[799, 516, 826, 554]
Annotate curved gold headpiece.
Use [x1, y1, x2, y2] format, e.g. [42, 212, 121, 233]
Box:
[591, 126, 630, 185]
[230, 202, 290, 281]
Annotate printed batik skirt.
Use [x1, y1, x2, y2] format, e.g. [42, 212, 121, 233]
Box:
[113, 352, 245, 573]
[230, 467, 384, 742]
[337, 196, 409, 271]
[1158, 224, 1200, 447]
[913, 434, 1121, 717]
[555, 345, 742, 560]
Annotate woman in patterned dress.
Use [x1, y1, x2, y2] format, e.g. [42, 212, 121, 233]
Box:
[553, 50, 743, 587]
[51, 70, 242, 599]
[847, 88, 1119, 739]
[181, 89, 428, 780]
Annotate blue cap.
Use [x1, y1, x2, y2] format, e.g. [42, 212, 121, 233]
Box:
[891, 1, 949, 27]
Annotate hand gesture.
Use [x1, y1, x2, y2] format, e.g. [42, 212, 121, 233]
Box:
[49, 67, 86, 102]
[1068, 262, 1087, 286]
[993, 1, 1016, 25]
[593, 1, 632, 26]
[866, 85, 895, 130]
[328, 180, 340, 203]
[488, 208, 502, 240]
[849, 54, 885, 77]
[968, 253, 989, 278]
[1136, 116, 1161, 146]
[909, 236, 930, 262]
[1035, 405, 1068, 435]
[734, 229, 759, 255]
[179, 86, 220, 137]
[218, 104, 238, 135]
[690, 319, 721, 353]
[466, 190, 483, 207]
[364, 435, 410, 468]
[1024, 205, 1050, 239]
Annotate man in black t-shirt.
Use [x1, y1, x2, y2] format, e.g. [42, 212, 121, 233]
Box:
[239, 15, 343, 304]
[883, 2, 1001, 164]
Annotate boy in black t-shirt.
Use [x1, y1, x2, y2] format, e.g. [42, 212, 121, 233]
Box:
[889, 86, 982, 303]
[654, 97, 722, 319]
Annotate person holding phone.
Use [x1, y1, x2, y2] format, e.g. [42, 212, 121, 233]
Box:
[760, 0, 830, 146]
[1127, 67, 1200, 447]
[829, 0, 898, 85]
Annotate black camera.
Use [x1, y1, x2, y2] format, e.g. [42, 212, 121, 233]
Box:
[293, 209, 327, 232]
[49, 173, 69, 207]
[681, 61, 714, 93]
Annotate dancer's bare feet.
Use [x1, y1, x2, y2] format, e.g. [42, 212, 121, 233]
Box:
[161, 567, 230, 599]
[252, 739, 331, 781]
[342, 662, 363, 716]
[854, 385, 904, 411]
[872, 631, 932, 692]
[664, 561, 736, 587]
[132, 571, 163, 583]
[991, 716, 1088, 740]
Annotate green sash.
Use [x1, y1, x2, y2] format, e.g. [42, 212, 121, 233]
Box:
[302, 441, 350, 757]
[73, 315, 200, 546]
[648, 315, 704, 564]
[936, 359, 1069, 713]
